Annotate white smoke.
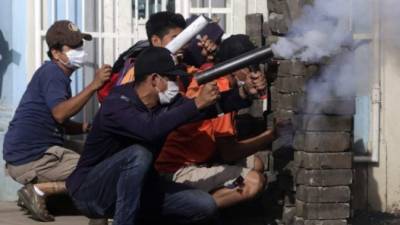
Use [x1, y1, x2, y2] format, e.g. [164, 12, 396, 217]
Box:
[271, 0, 374, 102]
[271, 0, 353, 62]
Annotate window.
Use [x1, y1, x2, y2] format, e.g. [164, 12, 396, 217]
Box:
[34, 0, 171, 123]
[189, 0, 232, 34]
[350, 0, 381, 155]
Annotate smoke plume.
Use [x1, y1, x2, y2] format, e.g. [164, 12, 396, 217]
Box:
[271, 0, 374, 100]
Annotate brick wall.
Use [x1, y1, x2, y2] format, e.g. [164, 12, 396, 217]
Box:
[244, 1, 355, 224]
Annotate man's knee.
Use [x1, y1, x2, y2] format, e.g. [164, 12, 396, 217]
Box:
[122, 145, 153, 168]
[243, 170, 265, 199]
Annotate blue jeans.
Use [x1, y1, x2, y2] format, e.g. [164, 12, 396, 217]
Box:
[71, 144, 219, 225]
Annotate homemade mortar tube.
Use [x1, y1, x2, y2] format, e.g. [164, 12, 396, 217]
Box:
[195, 46, 274, 85]
[165, 15, 209, 54]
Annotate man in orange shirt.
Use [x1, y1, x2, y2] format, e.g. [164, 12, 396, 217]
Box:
[156, 35, 276, 208]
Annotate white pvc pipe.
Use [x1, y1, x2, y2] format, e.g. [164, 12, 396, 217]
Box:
[165, 15, 208, 54]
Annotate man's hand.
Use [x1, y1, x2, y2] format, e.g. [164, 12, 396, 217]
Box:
[90, 64, 112, 90]
[241, 70, 266, 98]
[194, 81, 220, 110]
[197, 35, 218, 62]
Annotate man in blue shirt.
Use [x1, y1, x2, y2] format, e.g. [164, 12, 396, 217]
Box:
[66, 46, 266, 225]
[3, 20, 111, 222]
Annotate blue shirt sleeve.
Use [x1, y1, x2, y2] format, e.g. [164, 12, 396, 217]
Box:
[43, 69, 71, 110]
[102, 95, 201, 142]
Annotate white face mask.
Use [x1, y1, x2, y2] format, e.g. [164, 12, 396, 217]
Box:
[61, 48, 86, 69]
[158, 81, 179, 105]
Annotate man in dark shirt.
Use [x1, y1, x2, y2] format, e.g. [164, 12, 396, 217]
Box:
[3, 20, 111, 221]
[66, 46, 266, 225]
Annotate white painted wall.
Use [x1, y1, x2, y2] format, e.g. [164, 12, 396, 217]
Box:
[351, 0, 400, 214]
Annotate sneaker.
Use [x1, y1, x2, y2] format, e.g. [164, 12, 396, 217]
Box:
[17, 184, 55, 222]
[16, 189, 26, 210]
[88, 218, 108, 225]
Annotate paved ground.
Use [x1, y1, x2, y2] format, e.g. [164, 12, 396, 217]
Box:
[0, 201, 89, 225]
[2, 200, 400, 225]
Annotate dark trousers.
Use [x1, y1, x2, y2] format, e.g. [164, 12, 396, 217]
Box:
[71, 144, 219, 225]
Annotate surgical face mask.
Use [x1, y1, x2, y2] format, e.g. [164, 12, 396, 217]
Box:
[61, 48, 86, 69]
[158, 80, 179, 105]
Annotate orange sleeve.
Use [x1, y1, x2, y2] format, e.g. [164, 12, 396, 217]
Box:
[120, 67, 135, 85]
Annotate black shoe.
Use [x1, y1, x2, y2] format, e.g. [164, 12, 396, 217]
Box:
[17, 184, 55, 222]
[16, 189, 26, 210]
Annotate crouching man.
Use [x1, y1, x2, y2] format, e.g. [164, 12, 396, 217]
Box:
[156, 34, 275, 208]
[3, 20, 111, 221]
[66, 46, 265, 225]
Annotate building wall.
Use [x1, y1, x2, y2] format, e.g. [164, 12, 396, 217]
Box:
[0, 0, 30, 201]
[369, 0, 400, 213]
[351, 0, 400, 214]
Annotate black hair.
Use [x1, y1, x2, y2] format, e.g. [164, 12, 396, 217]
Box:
[216, 34, 256, 63]
[46, 41, 83, 59]
[47, 43, 63, 59]
[134, 72, 151, 84]
[145, 11, 186, 44]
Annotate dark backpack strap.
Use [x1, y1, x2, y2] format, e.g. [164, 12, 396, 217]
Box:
[112, 40, 150, 73]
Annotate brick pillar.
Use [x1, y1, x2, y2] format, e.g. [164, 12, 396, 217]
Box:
[263, 1, 354, 225]
[293, 95, 354, 225]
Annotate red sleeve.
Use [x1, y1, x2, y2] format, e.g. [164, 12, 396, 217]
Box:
[97, 72, 119, 103]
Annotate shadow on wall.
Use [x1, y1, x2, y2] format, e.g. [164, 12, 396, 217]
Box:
[0, 29, 21, 99]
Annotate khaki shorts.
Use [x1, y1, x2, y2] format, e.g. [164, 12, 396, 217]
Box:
[170, 155, 256, 192]
[7, 146, 80, 184]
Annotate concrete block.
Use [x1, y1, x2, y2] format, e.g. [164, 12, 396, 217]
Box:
[301, 98, 356, 115]
[298, 115, 353, 132]
[297, 185, 351, 203]
[274, 109, 297, 121]
[276, 93, 304, 111]
[282, 206, 297, 224]
[296, 201, 350, 219]
[278, 60, 308, 76]
[294, 217, 347, 225]
[268, 0, 290, 15]
[276, 76, 306, 93]
[297, 169, 353, 186]
[262, 22, 272, 37]
[246, 13, 264, 47]
[295, 152, 353, 169]
[293, 131, 351, 152]
[266, 35, 280, 45]
[249, 99, 265, 118]
[286, 0, 304, 20]
[269, 13, 290, 34]
[305, 64, 319, 78]
[285, 191, 297, 206]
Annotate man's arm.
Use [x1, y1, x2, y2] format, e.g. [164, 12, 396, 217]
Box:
[51, 65, 111, 124]
[201, 69, 267, 116]
[216, 129, 275, 162]
[103, 82, 219, 142]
